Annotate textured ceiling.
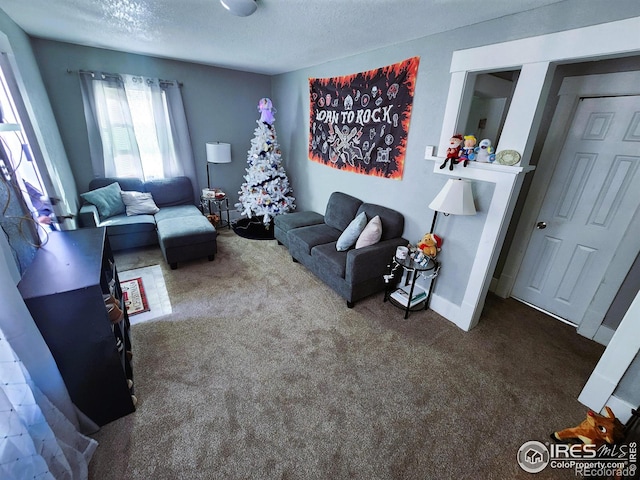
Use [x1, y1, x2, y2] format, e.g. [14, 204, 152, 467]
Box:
[0, 0, 566, 75]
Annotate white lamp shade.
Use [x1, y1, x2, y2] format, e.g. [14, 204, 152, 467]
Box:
[206, 142, 232, 164]
[428, 179, 476, 215]
[220, 0, 257, 17]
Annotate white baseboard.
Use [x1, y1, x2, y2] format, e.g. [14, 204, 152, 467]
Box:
[489, 276, 498, 294]
[429, 293, 471, 331]
[494, 273, 514, 299]
[593, 325, 615, 346]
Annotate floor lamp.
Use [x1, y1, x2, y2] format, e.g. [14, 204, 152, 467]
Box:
[206, 142, 231, 190]
[428, 178, 476, 232]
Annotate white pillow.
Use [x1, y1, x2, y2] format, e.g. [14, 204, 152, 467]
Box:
[355, 215, 382, 249]
[120, 191, 160, 216]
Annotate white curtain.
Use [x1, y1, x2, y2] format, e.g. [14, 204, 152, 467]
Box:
[162, 79, 199, 202]
[122, 75, 178, 178]
[79, 72, 140, 179]
[79, 71, 199, 201]
[0, 331, 98, 479]
[0, 232, 98, 479]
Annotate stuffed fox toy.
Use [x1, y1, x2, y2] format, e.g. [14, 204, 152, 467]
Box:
[551, 406, 624, 447]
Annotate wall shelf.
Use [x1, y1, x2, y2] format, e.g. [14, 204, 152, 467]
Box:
[425, 155, 535, 180]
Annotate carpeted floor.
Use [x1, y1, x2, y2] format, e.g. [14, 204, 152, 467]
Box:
[88, 229, 605, 479]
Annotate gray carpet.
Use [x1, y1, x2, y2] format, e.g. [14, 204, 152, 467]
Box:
[88, 229, 604, 479]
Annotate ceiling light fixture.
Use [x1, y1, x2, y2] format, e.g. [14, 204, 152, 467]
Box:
[220, 0, 257, 17]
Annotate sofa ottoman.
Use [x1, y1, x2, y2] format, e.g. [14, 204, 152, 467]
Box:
[274, 211, 325, 248]
[157, 216, 217, 270]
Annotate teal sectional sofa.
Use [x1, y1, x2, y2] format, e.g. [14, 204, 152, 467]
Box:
[78, 176, 217, 269]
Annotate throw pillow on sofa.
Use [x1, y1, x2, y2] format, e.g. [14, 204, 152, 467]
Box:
[355, 215, 382, 249]
[121, 191, 160, 216]
[336, 211, 367, 251]
[80, 182, 126, 219]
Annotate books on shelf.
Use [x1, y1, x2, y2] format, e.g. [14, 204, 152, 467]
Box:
[390, 284, 427, 308]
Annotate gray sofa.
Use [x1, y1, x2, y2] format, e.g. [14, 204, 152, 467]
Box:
[274, 192, 407, 307]
[78, 176, 217, 269]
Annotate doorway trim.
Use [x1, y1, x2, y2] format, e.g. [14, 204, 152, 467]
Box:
[579, 292, 640, 424]
[497, 71, 640, 343]
[433, 16, 640, 417]
[431, 16, 640, 332]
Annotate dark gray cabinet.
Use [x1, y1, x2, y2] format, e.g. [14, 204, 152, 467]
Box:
[18, 227, 135, 426]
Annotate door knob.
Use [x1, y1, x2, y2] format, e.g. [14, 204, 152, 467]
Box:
[536, 221, 547, 229]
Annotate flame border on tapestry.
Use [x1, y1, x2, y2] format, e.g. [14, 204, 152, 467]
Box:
[308, 57, 420, 180]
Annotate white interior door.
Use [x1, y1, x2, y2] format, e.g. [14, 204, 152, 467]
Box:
[512, 95, 640, 325]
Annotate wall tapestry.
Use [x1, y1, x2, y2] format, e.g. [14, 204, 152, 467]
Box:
[308, 57, 420, 179]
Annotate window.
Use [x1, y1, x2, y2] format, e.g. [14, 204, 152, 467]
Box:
[93, 77, 168, 179]
[125, 86, 171, 180]
[99, 81, 177, 179]
[0, 63, 52, 243]
[80, 72, 192, 183]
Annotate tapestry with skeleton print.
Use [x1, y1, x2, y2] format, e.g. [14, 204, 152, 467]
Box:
[308, 57, 419, 179]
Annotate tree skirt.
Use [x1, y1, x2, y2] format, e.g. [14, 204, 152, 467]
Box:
[232, 217, 275, 240]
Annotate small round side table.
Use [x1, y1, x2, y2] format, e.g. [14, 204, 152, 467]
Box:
[200, 195, 231, 229]
[384, 255, 440, 319]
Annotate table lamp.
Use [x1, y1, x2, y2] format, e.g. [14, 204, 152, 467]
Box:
[206, 142, 231, 190]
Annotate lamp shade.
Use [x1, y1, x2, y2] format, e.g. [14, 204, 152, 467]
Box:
[429, 179, 476, 215]
[206, 142, 232, 164]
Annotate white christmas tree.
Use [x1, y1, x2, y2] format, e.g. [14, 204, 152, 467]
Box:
[237, 98, 295, 225]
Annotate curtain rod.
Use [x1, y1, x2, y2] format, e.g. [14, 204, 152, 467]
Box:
[66, 69, 183, 87]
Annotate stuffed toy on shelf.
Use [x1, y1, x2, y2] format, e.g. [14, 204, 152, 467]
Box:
[475, 138, 495, 163]
[439, 134, 463, 171]
[458, 135, 477, 167]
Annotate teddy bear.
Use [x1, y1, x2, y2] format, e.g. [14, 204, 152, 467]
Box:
[206, 214, 220, 226]
[417, 233, 442, 258]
